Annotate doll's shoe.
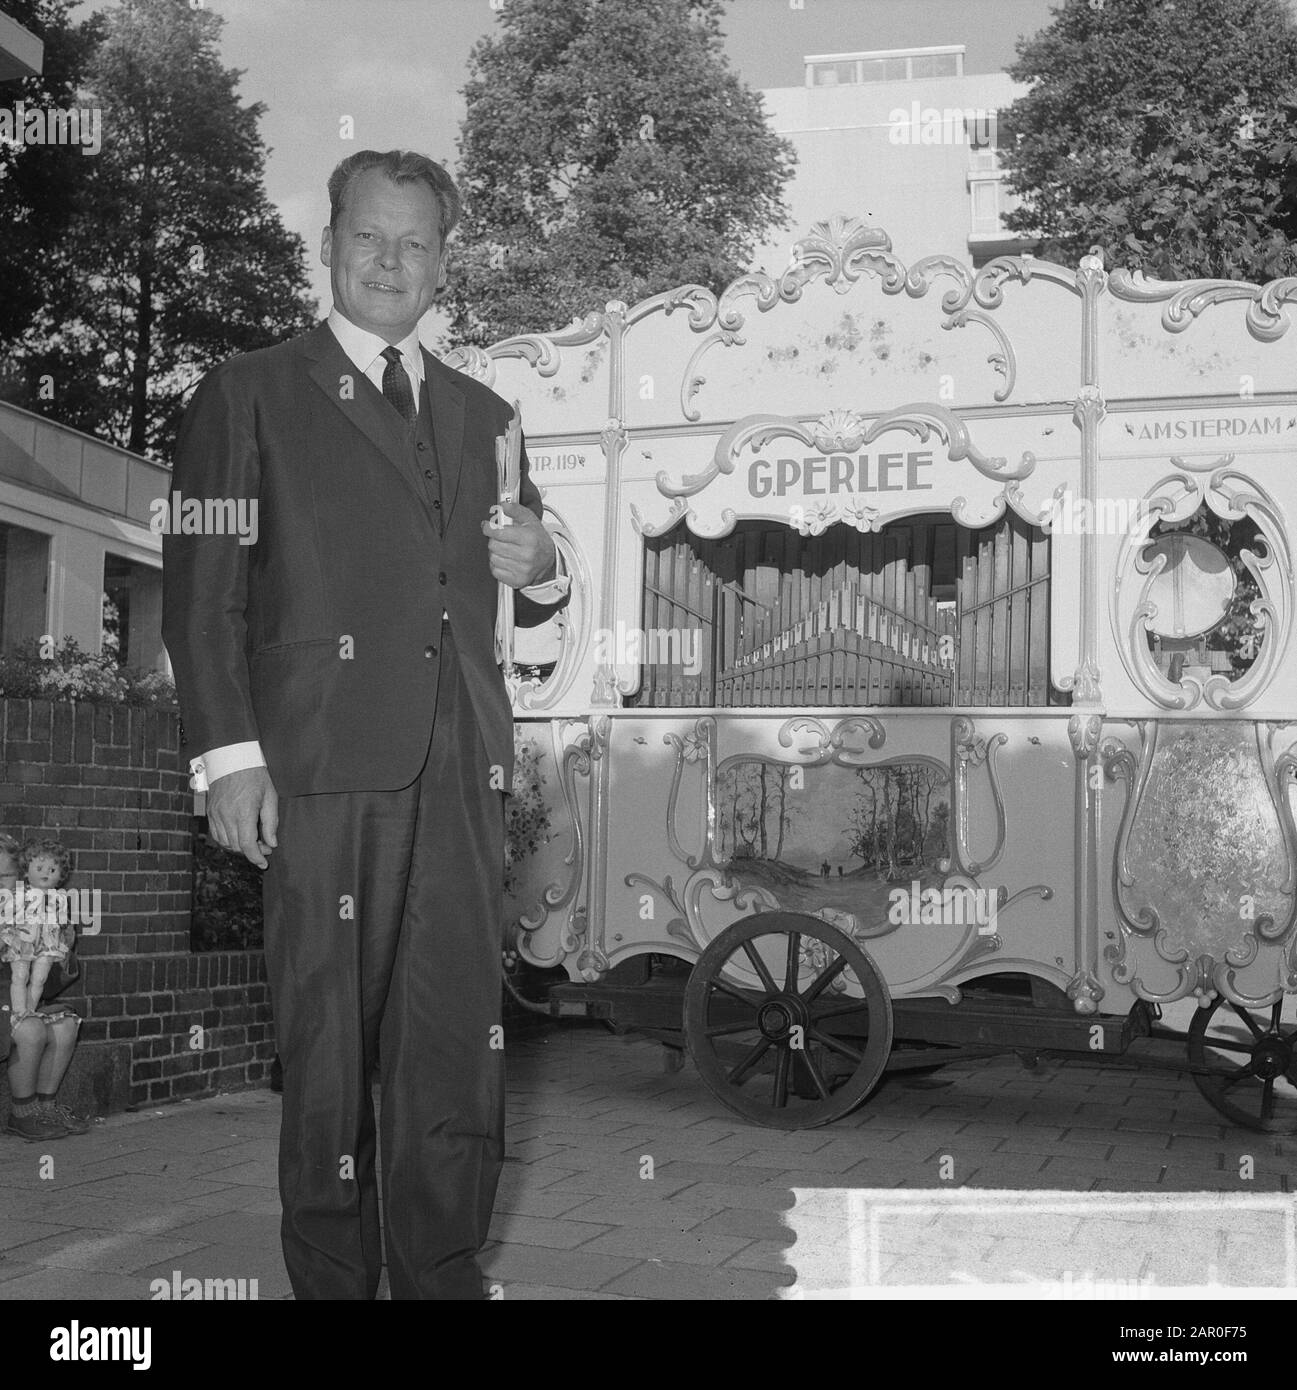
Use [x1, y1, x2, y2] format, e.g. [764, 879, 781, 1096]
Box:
[5, 1109, 67, 1142]
[39, 1101, 89, 1135]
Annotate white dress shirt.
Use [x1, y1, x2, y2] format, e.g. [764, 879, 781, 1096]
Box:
[188, 310, 569, 793]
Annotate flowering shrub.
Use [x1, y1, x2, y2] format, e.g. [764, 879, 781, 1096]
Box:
[0, 638, 177, 706]
[505, 734, 553, 896]
[191, 822, 263, 952]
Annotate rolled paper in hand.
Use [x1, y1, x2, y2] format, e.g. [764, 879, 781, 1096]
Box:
[494, 401, 523, 676]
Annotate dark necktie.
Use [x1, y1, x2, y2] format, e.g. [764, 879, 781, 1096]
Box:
[380, 345, 416, 427]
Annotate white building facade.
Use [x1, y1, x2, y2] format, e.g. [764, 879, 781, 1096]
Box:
[755, 45, 1033, 273]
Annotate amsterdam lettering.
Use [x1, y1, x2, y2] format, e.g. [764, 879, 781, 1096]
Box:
[749, 450, 933, 498]
[1136, 415, 1282, 440]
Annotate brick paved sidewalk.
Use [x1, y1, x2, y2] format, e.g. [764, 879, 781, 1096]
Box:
[0, 1022, 1291, 1300]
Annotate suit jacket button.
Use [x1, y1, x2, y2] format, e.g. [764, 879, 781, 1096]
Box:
[417, 441, 427, 451]
[439, 572, 447, 585]
[424, 644, 437, 658]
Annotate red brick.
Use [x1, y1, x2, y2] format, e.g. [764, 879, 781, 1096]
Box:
[29, 700, 52, 742]
[5, 700, 30, 740]
[73, 706, 94, 761]
[51, 703, 74, 762]
[106, 893, 157, 913]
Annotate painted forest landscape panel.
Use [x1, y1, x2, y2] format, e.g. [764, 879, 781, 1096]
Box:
[714, 757, 952, 921]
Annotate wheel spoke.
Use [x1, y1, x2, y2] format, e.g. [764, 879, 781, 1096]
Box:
[740, 940, 779, 996]
[1200, 1034, 1257, 1057]
[1229, 1001, 1264, 1039]
[707, 977, 760, 1009]
[704, 1018, 763, 1038]
[784, 932, 801, 991]
[772, 1046, 791, 1108]
[1261, 1077, 1276, 1121]
[728, 1036, 773, 1086]
[808, 1025, 863, 1063]
[1218, 1062, 1255, 1088]
[795, 1047, 831, 1100]
[802, 954, 849, 1004]
[811, 998, 871, 1021]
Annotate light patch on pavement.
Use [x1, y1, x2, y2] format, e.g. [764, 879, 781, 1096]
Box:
[777, 1190, 1297, 1298]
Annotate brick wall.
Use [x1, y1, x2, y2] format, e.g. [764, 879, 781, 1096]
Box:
[1, 697, 276, 1113]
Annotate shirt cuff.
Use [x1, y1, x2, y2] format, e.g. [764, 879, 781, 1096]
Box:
[519, 574, 571, 604]
[190, 741, 266, 793]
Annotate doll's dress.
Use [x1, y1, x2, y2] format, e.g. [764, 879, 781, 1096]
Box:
[0, 914, 39, 963]
[37, 909, 69, 962]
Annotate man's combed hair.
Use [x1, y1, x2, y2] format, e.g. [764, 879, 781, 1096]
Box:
[328, 150, 463, 242]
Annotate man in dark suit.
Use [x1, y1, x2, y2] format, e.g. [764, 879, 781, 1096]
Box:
[162, 150, 565, 1300]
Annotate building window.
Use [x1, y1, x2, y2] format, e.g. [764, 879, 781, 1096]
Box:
[103, 552, 165, 671]
[910, 52, 960, 79]
[857, 56, 909, 84]
[808, 48, 964, 87]
[0, 520, 50, 649]
[969, 179, 1004, 236]
[966, 111, 1000, 170]
[812, 60, 857, 86]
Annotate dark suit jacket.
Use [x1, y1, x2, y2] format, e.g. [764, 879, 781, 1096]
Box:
[162, 321, 556, 799]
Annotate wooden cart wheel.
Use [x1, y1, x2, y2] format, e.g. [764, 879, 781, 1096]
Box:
[1187, 993, 1297, 1134]
[684, 911, 893, 1130]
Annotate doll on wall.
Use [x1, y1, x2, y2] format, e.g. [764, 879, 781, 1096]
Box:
[0, 833, 19, 914]
[0, 837, 72, 1022]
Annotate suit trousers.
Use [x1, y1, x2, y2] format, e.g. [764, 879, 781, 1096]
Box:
[262, 625, 506, 1300]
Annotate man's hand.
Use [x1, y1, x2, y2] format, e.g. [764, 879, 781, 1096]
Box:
[482, 501, 556, 588]
[207, 766, 279, 869]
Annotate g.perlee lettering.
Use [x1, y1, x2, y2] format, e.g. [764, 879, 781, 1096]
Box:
[749, 451, 934, 498]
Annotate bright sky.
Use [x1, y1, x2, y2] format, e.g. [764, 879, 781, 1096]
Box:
[75, 0, 1059, 333]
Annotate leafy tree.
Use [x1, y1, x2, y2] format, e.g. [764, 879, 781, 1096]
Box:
[0, 0, 105, 375]
[444, 0, 795, 346]
[2, 0, 316, 458]
[1001, 0, 1297, 280]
